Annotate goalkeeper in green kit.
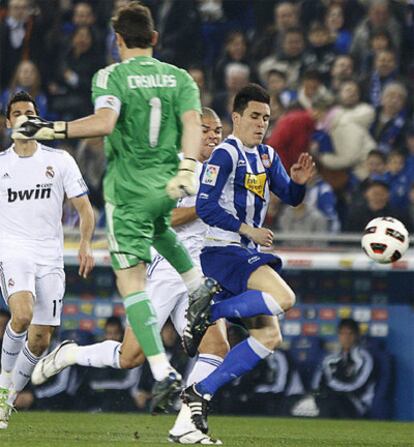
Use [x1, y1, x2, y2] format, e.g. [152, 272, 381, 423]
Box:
[13, 1, 219, 413]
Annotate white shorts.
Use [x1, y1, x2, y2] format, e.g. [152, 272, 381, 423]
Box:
[146, 254, 189, 337]
[0, 256, 65, 326]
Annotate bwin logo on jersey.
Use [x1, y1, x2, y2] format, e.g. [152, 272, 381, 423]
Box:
[7, 184, 52, 202]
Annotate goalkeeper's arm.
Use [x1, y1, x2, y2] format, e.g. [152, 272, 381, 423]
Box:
[12, 109, 118, 140]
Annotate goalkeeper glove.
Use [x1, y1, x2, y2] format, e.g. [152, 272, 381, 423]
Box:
[166, 158, 197, 199]
[12, 115, 67, 140]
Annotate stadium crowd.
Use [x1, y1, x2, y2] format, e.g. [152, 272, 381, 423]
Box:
[0, 0, 414, 233]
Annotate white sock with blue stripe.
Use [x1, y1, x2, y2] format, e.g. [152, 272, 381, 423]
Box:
[170, 354, 223, 435]
[0, 322, 27, 389]
[9, 342, 41, 403]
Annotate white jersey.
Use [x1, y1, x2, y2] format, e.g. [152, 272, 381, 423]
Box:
[0, 143, 88, 266]
[174, 162, 207, 259]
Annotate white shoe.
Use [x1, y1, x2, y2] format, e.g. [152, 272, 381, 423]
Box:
[168, 429, 222, 445]
[31, 340, 77, 385]
[0, 388, 13, 429]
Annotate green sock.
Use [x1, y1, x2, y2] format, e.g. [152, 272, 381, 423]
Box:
[124, 292, 164, 357]
[153, 228, 193, 273]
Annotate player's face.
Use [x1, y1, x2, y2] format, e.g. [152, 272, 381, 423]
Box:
[6, 101, 37, 129]
[233, 101, 270, 148]
[338, 327, 358, 351]
[200, 115, 222, 162]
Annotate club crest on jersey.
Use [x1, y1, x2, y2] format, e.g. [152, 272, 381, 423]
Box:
[261, 154, 271, 168]
[46, 166, 55, 179]
[8, 278, 14, 288]
[202, 164, 220, 186]
[244, 173, 267, 199]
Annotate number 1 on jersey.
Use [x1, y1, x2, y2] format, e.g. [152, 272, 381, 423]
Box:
[149, 97, 161, 147]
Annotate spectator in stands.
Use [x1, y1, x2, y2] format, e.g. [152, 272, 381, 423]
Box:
[258, 28, 306, 89]
[408, 183, 414, 227]
[370, 81, 408, 154]
[278, 202, 329, 237]
[305, 170, 341, 232]
[303, 22, 336, 84]
[358, 28, 394, 79]
[324, 2, 352, 55]
[404, 125, 414, 179]
[0, 60, 47, 117]
[351, 0, 402, 72]
[358, 149, 388, 194]
[381, 150, 411, 211]
[344, 180, 413, 232]
[212, 62, 250, 123]
[252, 1, 299, 62]
[311, 318, 376, 419]
[267, 97, 331, 172]
[316, 80, 376, 183]
[297, 69, 333, 110]
[365, 49, 399, 108]
[266, 69, 297, 108]
[188, 66, 212, 108]
[214, 30, 250, 91]
[155, 0, 203, 68]
[0, 0, 44, 89]
[49, 25, 105, 120]
[329, 54, 355, 94]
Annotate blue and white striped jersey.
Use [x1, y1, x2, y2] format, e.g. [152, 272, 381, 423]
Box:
[196, 135, 305, 248]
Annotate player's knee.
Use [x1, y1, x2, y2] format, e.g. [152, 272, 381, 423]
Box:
[119, 351, 145, 369]
[11, 313, 32, 332]
[277, 287, 296, 311]
[199, 338, 229, 359]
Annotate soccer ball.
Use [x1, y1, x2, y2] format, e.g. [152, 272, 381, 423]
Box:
[361, 217, 409, 264]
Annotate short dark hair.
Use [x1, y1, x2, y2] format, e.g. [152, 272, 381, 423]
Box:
[338, 318, 359, 335]
[112, 1, 154, 49]
[365, 179, 390, 191]
[233, 83, 270, 115]
[367, 149, 387, 163]
[6, 91, 40, 119]
[105, 316, 124, 330]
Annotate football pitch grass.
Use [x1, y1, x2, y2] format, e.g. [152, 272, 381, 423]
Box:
[1, 412, 413, 447]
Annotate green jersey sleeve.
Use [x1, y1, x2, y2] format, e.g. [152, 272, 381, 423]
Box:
[91, 63, 124, 104]
[176, 69, 201, 117]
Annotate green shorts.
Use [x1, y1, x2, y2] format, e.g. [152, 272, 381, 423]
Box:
[105, 194, 176, 270]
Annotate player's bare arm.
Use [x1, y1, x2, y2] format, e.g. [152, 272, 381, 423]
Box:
[171, 207, 198, 226]
[71, 195, 95, 278]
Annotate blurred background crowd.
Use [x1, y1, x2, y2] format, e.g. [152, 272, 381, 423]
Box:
[1, 0, 414, 234]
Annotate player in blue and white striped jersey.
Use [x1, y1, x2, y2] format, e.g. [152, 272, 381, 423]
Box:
[181, 84, 315, 435]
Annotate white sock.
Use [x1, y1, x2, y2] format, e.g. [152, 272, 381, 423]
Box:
[147, 352, 174, 381]
[170, 354, 223, 435]
[180, 267, 202, 294]
[9, 342, 41, 402]
[74, 340, 121, 368]
[0, 322, 27, 389]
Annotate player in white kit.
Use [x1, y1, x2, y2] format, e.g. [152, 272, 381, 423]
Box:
[32, 108, 227, 444]
[0, 92, 95, 429]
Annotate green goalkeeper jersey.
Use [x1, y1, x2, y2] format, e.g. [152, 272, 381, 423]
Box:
[91, 56, 201, 205]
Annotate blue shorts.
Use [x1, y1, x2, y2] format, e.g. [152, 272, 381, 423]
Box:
[200, 245, 282, 302]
